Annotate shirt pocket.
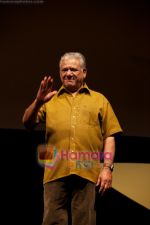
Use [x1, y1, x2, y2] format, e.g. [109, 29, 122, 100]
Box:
[79, 105, 99, 127]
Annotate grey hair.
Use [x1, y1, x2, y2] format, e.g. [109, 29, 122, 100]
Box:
[59, 52, 86, 69]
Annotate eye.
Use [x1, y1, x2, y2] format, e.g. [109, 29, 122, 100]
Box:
[61, 68, 79, 72]
[62, 68, 68, 72]
[70, 68, 78, 72]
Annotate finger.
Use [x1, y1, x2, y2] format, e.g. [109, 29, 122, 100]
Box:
[42, 77, 47, 89]
[47, 76, 53, 89]
[40, 80, 45, 90]
[99, 184, 105, 193]
[99, 180, 107, 193]
[101, 188, 107, 195]
[96, 176, 101, 186]
[99, 183, 108, 194]
[108, 180, 112, 188]
[99, 181, 104, 192]
[101, 181, 112, 193]
[51, 90, 57, 95]
[45, 90, 57, 101]
[47, 76, 52, 82]
[43, 76, 50, 88]
[43, 76, 48, 82]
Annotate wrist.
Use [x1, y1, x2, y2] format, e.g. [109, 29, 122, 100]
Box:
[103, 163, 114, 172]
[35, 98, 44, 108]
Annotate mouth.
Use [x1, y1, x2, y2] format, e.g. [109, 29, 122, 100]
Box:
[63, 75, 76, 81]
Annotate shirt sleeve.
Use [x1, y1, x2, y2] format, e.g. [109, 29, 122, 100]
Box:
[101, 96, 123, 139]
[36, 104, 46, 124]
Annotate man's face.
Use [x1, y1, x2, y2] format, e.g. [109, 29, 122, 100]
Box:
[60, 58, 87, 92]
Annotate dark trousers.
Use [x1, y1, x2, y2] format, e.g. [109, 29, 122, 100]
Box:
[42, 175, 96, 225]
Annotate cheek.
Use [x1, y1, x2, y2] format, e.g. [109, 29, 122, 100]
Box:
[77, 74, 84, 81]
[60, 74, 63, 81]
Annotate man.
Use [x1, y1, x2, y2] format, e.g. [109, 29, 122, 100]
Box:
[22, 52, 122, 225]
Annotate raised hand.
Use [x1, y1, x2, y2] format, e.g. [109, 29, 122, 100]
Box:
[36, 76, 57, 105]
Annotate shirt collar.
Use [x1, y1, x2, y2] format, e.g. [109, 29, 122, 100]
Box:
[57, 83, 91, 96]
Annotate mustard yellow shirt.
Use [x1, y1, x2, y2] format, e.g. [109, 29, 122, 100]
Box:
[36, 84, 122, 184]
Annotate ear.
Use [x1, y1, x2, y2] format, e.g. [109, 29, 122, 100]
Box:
[83, 69, 87, 79]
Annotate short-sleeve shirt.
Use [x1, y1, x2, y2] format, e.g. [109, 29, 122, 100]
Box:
[36, 84, 123, 184]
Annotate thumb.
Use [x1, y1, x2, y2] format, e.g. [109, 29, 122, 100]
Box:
[45, 90, 57, 101]
[51, 90, 57, 96]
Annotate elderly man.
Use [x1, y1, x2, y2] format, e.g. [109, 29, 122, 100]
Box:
[22, 52, 122, 225]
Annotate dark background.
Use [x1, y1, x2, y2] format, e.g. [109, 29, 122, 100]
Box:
[0, 1, 150, 224]
[0, 0, 150, 137]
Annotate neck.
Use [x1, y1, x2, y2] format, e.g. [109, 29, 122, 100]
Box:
[71, 91, 78, 97]
[65, 82, 85, 94]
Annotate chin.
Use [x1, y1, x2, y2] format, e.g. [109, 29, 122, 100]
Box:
[64, 82, 75, 88]
[64, 84, 77, 92]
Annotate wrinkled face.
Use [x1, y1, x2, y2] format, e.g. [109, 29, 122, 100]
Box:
[60, 58, 87, 92]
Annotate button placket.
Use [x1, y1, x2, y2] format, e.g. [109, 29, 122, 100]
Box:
[69, 95, 79, 169]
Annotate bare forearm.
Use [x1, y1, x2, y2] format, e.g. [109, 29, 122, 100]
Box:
[103, 136, 115, 165]
[96, 136, 115, 192]
[22, 99, 43, 129]
[22, 76, 57, 129]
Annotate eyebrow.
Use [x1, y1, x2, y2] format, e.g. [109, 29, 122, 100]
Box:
[61, 67, 79, 72]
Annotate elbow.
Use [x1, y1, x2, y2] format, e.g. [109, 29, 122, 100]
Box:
[22, 114, 26, 127]
[22, 113, 35, 131]
[23, 121, 35, 131]
[22, 112, 28, 128]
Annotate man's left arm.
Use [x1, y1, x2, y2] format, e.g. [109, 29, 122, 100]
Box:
[96, 136, 115, 194]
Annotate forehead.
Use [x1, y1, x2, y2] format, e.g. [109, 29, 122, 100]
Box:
[60, 58, 81, 68]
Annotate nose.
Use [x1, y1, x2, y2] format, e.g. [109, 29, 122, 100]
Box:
[66, 69, 72, 75]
